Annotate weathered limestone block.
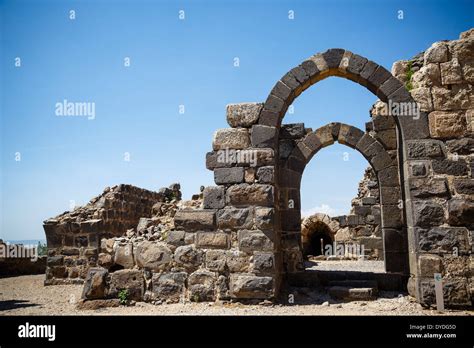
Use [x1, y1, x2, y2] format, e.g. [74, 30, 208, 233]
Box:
[202, 186, 225, 209]
[440, 59, 464, 85]
[173, 210, 216, 231]
[82, 267, 108, 299]
[174, 245, 202, 271]
[417, 227, 470, 254]
[113, 243, 134, 269]
[413, 201, 445, 227]
[134, 241, 172, 271]
[226, 184, 274, 207]
[424, 42, 449, 64]
[151, 272, 187, 302]
[238, 230, 274, 253]
[315, 124, 336, 146]
[188, 269, 216, 302]
[432, 86, 470, 110]
[428, 111, 467, 138]
[217, 207, 254, 230]
[196, 232, 230, 249]
[214, 167, 245, 184]
[108, 269, 144, 301]
[229, 274, 273, 299]
[411, 64, 441, 89]
[410, 87, 433, 112]
[447, 198, 474, 226]
[449, 36, 474, 64]
[212, 128, 250, 150]
[226, 103, 263, 128]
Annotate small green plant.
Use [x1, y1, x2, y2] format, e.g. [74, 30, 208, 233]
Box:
[405, 60, 414, 91]
[37, 241, 47, 256]
[118, 289, 129, 305]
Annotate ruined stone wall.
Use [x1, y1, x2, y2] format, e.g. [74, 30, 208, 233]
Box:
[43, 184, 176, 284]
[391, 29, 474, 307]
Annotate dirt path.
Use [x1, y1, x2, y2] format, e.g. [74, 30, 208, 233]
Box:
[0, 275, 472, 316]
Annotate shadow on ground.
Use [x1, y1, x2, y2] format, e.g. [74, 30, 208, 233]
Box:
[0, 299, 40, 311]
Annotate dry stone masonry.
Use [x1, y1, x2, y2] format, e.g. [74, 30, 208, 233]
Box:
[43, 29, 473, 309]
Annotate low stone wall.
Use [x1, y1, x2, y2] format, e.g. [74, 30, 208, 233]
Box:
[43, 184, 180, 285]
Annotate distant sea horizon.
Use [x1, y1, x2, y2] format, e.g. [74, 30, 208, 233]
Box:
[3, 239, 46, 245]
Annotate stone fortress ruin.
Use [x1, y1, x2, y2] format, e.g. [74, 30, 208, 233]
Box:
[43, 29, 473, 308]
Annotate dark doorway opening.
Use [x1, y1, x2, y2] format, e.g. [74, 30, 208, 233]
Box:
[303, 221, 333, 257]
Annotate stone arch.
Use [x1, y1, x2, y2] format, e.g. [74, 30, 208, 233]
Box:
[279, 122, 407, 274]
[247, 49, 430, 279]
[301, 213, 338, 257]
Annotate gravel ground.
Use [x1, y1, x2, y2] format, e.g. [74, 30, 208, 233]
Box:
[0, 275, 472, 316]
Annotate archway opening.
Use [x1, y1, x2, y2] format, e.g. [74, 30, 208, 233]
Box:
[303, 221, 333, 257]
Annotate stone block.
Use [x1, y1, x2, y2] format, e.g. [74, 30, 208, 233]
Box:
[196, 232, 230, 249]
[417, 227, 470, 254]
[217, 207, 254, 230]
[113, 243, 134, 269]
[432, 159, 468, 176]
[251, 125, 278, 148]
[151, 272, 187, 302]
[322, 48, 345, 69]
[447, 198, 474, 226]
[226, 103, 263, 128]
[134, 241, 172, 271]
[338, 124, 364, 148]
[226, 184, 274, 207]
[380, 186, 401, 205]
[214, 167, 245, 184]
[263, 94, 285, 114]
[226, 250, 251, 273]
[413, 201, 445, 227]
[205, 249, 227, 272]
[315, 124, 336, 146]
[255, 207, 274, 230]
[407, 140, 445, 159]
[174, 245, 203, 270]
[252, 252, 274, 274]
[418, 254, 443, 277]
[347, 53, 368, 75]
[229, 274, 273, 299]
[410, 178, 449, 198]
[108, 269, 144, 301]
[377, 166, 399, 187]
[410, 162, 427, 177]
[257, 166, 274, 183]
[81, 267, 108, 300]
[424, 42, 448, 64]
[440, 59, 463, 85]
[188, 269, 216, 302]
[280, 123, 305, 139]
[270, 80, 292, 101]
[428, 111, 467, 138]
[174, 210, 216, 231]
[381, 204, 402, 229]
[279, 139, 294, 159]
[213, 128, 250, 150]
[202, 186, 225, 209]
[238, 230, 274, 253]
[453, 178, 474, 195]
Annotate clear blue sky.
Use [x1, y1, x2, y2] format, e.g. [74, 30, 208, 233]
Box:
[1, 0, 472, 240]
